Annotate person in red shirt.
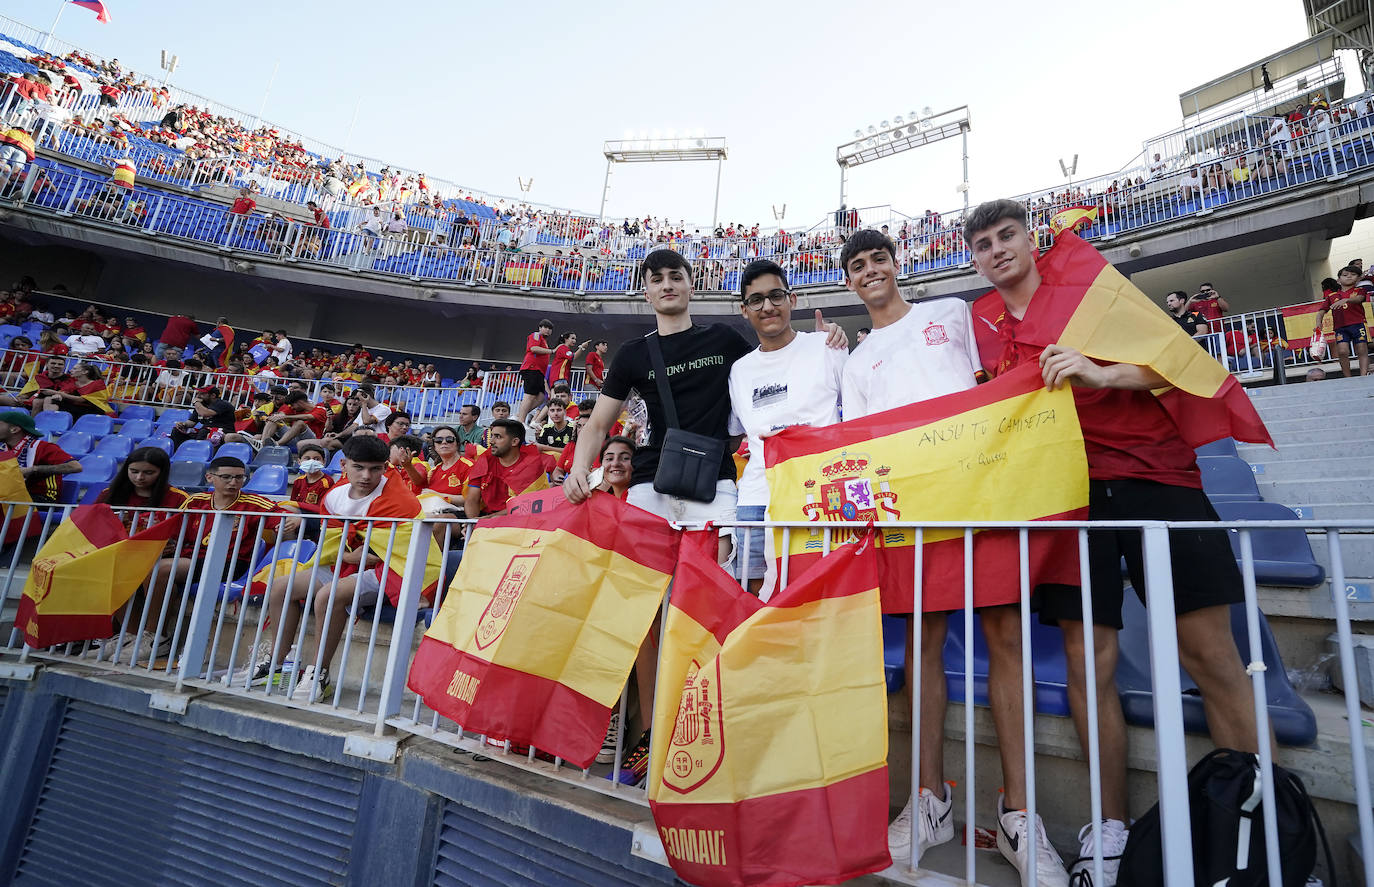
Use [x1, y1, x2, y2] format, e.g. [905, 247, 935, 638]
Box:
[228, 186, 257, 216]
[260, 391, 327, 446]
[22, 355, 78, 413]
[289, 444, 335, 513]
[516, 319, 554, 425]
[464, 419, 555, 517]
[1312, 265, 1369, 377]
[585, 339, 608, 389]
[548, 331, 588, 387]
[1189, 282, 1228, 326]
[424, 425, 474, 510]
[159, 313, 198, 356]
[96, 447, 190, 526]
[964, 199, 1261, 879]
[306, 200, 330, 229]
[0, 409, 81, 503]
[387, 434, 430, 495]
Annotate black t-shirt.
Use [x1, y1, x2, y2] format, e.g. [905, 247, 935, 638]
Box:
[602, 323, 753, 486]
[537, 423, 575, 448]
[202, 398, 236, 433]
[1173, 310, 1208, 335]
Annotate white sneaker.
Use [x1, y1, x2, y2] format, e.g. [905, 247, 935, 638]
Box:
[597, 712, 621, 765]
[1068, 819, 1128, 887]
[131, 631, 172, 664]
[998, 798, 1071, 887]
[223, 641, 281, 687]
[290, 664, 330, 703]
[888, 783, 955, 861]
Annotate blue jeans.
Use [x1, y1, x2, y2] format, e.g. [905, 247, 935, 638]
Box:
[733, 505, 767, 582]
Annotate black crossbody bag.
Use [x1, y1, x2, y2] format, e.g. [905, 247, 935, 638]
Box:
[645, 332, 725, 503]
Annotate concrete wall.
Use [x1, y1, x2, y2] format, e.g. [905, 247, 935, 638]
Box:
[1317, 214, 1374, 285]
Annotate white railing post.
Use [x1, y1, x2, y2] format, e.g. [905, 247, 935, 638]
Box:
[1326, 530, 1374, 885]
[1140, 523, 1195, 887]
[373, 518, 440, 735]
[174, 512, 237, 691]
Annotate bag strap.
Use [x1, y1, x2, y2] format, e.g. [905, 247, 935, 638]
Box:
[645, 333, 680, 430]
[1286, 768, 1338, 887]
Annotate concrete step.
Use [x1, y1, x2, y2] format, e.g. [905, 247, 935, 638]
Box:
[1265, 502, 1374, 520]
[1241, 434, 1371, 452]
[1248, 373, 1373, 400]
[1259, 476, 1374, 504]
[1250, 384, 1374, 408]
[1243, 456, 1372, 482]
[1256, 409, 1374, 429]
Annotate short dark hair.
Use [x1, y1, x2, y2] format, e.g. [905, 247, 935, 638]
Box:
[385, 411, 411, 429]
[1321, 277, 1340, 292]
[600, 435, 635, 460]
[641, 248, 692, 281]
[592, 339, 607, 348]
[559, 331, 575, 344]
[1167, 290, 1188, 301]
[740, 259, 788, 295]
[489, 417, 525, 444]
[491, 400, 511, 412]
[298, 443, 326, 460]
[357, 383, 375, 397]
[839, 230, 896, 279]
[1339, 264, 1362, 277]
[538, 318, 554, 330]
[207, 456, 246, 472]
[286, 391, 311, 407]
[342, 434, 388, 463]
[459, 404, 480, 418]
[270, 385, 288, 397]
[578, 397, 596, 412]
[389, 433, 423, 455]
[961, 199, 1028, 245]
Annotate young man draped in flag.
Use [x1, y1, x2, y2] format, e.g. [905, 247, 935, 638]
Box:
[964, 199, 1271, 886]
[837, 230, 1058, 885]
[253, 435, 440, 701]
[465, 419, 555, 517]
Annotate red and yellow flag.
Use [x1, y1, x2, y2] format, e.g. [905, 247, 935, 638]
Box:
[764, 362, 1087, 612]
[14, 504, 178, 648]
[216, 323, 236, 370]
[1049, 205, 1098, 236]
[973, 232, 1272, 449]
[75, 380, 115, 416]
[407, 489, 680, 768]
[1282, 300, 1372, 348]
[648, 532, 890, 887]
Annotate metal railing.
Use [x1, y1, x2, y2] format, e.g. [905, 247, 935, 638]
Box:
[3, 502, 1371, 885]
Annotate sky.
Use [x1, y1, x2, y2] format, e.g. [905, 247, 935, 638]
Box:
[5, 0, 1322, 231]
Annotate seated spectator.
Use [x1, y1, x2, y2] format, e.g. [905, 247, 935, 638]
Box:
[1230, 156, 1252, 187]
[154, 359, 189, 403]
[169, 385, 237, 448]
[259, 390, 327, 447]
[424, 425, 473, 513]
[453, 404, 483, 446]
[23, 355, 76, 414]
[295, 391, 368, 455]
[595, 436, 635, 499]
[464, 419, 556, 517]
[536, 398, 575, 455]
[480, 401, 512, 447]
[35, 329, 68, 357]
[280, 443, 334, 539]
[0, 409, 81, 503]
[1178, 167, 1201, 201]
[387, 433, 429, 494]
[257, 436, 428, 702]
[0, 336, 34, 389]
[97, 446, 190, 516]
[138, 457, 280, 662]
[379, 411, 411, 443]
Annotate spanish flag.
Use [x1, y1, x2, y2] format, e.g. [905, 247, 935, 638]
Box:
[648, 531, 890, 887]
[309, 475, 444, 603]
[14, 504, 178, 648]
[75, 380, 115, 416]
[764, 361, 1088, 612]
[1049, 205, 1098, 236]
[0, 458, 32, 528]
[972, 231, 1273, 449]
[407, 489, 680, 769]
[111, 158, 136, 190]
[216, 323, 235, 370]
[0, 127, 35, 162]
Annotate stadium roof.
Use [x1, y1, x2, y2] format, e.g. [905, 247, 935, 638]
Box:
[1178, 32, 1341, 118]
[1302, 0, 1373, 50]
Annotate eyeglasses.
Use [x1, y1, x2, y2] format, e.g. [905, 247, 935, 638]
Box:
[433, 436, 457, 443]
[209, 473, 247, 483]
[742, 289, 791, 311]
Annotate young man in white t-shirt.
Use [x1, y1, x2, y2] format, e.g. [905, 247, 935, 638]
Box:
[841, 229, 1061, 886]
[251, 436, 392, 703]
[727, 259, 846, 593]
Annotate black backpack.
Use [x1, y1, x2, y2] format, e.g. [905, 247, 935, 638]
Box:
[1118, 748, 1333, 887]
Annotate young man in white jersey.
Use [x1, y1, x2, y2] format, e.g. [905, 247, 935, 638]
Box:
[840, 229, 1064, 887]
[727, 259, 846, 593]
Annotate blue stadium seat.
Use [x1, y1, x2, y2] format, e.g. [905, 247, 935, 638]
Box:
[117, 418, 153, 440]
[1114, 591, 1316, 746]
[1211, 501, 1326, 588]
[214, 442, 253, 464]
[80, 483, 110, 505]
[70, 414, 114, 437]
[172, 439, 214, 463]
[136, 436, 174, 456]
[943, 611, 1071, 716]
[243, 465, 287, 495]
[168, 460, 207, 492]
[1198, 455, 1262, 503]
[70, 454, 116, 489]
[34, 411, 73, 437]
[56, 431, 93, 457]
[117, 405, 156, 424]
[252, 446, 292, 468]
[154, 409, 191, 431]
[1195, 437, 1239, 458]
[92, 435, 134, 460]
[882, 615, 906, 692]
[326, 450, 346, 474]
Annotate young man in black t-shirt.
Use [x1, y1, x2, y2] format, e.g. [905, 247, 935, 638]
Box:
[563, 249, 750, 563]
